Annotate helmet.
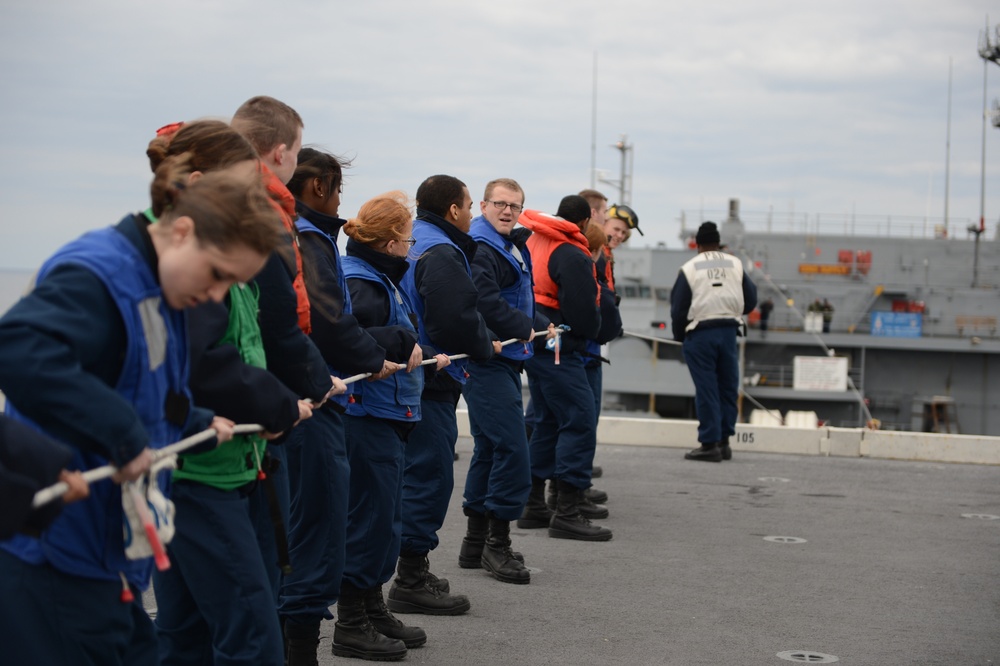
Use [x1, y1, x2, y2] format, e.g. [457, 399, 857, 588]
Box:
[607, 204, 642, 236]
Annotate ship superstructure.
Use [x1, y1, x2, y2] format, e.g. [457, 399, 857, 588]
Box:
[604, 200, 1000, 436]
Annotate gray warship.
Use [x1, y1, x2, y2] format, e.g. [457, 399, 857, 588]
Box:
[603, 199, 1000, 437]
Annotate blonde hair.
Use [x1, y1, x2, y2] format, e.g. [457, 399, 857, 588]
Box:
[343, 191, 413, 247]
[483, 178, 524, 202]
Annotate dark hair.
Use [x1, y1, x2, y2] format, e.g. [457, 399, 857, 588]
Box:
[150, 157, 282, 256]
[556, 195, 592, 225]
[146, 120, 257, 175]
[286, 148, 351, 199]
[415, 174, 467, 218]
[232, 95, 303, 154]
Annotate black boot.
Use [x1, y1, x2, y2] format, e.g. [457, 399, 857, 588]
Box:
[584, 486, 609, 504]
[386, 553, 471, 616]
[459, 507, 525, 568]
[577, 494, 609, 520]
[332, 583, 407, 661]
[591, 464, 603, 479]
[719, 437, 732, 461]
[545, 478, 557, 511]
[284, 618, 320, 666]
[364, 585, 427, 648]
[684, 443, 723, 462]
[516, 476, 552, 529]
[481, 514, 531, 585]
[548, 480, 613, 542]
[458, 507, 488, 569]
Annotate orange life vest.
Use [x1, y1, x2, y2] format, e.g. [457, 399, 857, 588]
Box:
[519, 209, 598, 310]
[601, 245, 615, 292]
[260, 164, 311, 334]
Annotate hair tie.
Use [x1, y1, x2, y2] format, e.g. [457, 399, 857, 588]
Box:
[155, 121, 184, 138]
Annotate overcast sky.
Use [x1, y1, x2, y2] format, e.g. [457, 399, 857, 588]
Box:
[1, 0, 998, 269]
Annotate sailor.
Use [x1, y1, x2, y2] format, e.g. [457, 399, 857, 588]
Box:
[459, 178, 553, 584]
[389, 174, 500, 616]
[670, 221, 757, 462]
[280, 148, 393, 664]
[517, 195, 617, 542]
[0, 162, 278, 664]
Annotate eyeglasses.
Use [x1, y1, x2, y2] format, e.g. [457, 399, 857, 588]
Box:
[399, 237, 416, 246]
[486, 200, 524, 214]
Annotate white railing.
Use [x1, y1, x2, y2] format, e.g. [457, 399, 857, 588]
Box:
[680, 210, 982, 241]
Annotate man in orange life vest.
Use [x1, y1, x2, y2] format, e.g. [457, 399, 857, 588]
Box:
[230, 96, 339, 605]
[517, 195, 619, 542]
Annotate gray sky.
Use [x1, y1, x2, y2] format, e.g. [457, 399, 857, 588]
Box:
[1, 0, 998, 269]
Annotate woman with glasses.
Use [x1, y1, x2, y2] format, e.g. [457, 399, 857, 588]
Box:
[337, 192, 450, 661]
[279, 149, 397, 664]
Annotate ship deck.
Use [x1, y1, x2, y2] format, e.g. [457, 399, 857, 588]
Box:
[288, 433, 999, 665]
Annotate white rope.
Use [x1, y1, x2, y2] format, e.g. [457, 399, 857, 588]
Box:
[31, 423, 263, 509]
[339, 331, 558, 385]
[30, 328, 568, 509]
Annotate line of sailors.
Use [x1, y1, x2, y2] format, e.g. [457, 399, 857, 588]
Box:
[0, 96, 642, 666]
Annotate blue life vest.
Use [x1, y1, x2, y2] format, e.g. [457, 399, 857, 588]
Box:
[400, 219, 471, 385]
[469, 217, 535, 362]
[295, 218, 351, 410]
[2, 224, 189, 588]
[342, 257, 422, 421]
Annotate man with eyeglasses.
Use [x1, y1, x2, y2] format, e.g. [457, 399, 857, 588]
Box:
[457, 179, 554, 585]
[389, 175, 501, 617]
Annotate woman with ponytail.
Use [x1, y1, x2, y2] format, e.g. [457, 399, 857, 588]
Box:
[145, 120, 315, 666]
[331, 192, 450, 661]
[0, 157, 281, 665]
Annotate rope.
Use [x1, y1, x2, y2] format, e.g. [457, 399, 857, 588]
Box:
[31, 423, 263, 509]
[30, 332, 563, 509]
[339, 330, 560, 385]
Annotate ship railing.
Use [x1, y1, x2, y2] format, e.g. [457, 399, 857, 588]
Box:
[681, 210, 981, 240]
[742, 362, 863, 390]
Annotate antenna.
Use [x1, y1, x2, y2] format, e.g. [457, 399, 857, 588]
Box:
[973, 17, 1000, 287]
[590, 52, 598, 189]
[598, 135, 634, 205]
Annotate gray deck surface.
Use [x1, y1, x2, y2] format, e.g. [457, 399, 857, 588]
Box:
[307, 438, 1000, 665]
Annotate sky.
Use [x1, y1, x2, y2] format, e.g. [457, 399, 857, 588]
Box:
[0, 0, 998, 269]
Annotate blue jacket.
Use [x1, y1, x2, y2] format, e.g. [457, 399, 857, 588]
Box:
[469, 217, 545, 364]
[400, 211, 495, 395]
[296, 205, 386, 410]
[342, 256, 422, 422]
[0, 216, 206, 587]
